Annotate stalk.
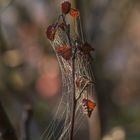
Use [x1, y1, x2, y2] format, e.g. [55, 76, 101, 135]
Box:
[69, 48, 77, 140]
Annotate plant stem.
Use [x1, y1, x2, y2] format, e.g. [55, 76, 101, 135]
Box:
[69, 48, 77, 140]
[61, 13, 77, 140]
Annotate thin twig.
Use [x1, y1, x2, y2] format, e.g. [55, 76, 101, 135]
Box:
[69, 48, 77, 140]
[76, 81, 90, 101]
[60, 13, 77, 140]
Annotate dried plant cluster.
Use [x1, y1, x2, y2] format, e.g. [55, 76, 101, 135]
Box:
[43, 1, 96, 140]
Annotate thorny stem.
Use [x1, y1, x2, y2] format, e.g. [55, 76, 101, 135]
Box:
[69, 48, 77, 140]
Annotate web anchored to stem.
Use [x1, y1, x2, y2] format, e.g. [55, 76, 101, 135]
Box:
[43, 1, 96, 140]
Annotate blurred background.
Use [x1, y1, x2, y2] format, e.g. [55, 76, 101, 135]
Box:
[0, 0, 140, 140]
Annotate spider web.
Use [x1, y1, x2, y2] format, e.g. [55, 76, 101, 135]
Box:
[40, 15, 95, 140]
[0, 1, 96, 140]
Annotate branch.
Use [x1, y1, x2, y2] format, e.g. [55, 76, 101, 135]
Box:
[69, 48, 77, 140]
[76, 80, 95, 101]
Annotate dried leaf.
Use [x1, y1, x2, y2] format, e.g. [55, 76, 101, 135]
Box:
[61, 1, 71, 14]
[82, 98, 96, 117]
[80, 42, 94, 54]
[56, 46, 72, 60]
[69, 8, 80, 17]
[46, 24, 56, 41]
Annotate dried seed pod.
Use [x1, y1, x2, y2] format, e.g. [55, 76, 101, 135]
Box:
[61, 1, 71, 14]
[46, 24, 56, 41]
[70, 8, 80, 17]
[56, 46, 72, 60]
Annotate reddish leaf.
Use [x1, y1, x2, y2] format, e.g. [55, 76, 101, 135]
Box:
[69, 8, 80, 17]
[61, 1, 71, 14]
[46, 25, 56, 41]
[82, 98, 96, 117]
[56, 46, 72, 60]
[87, 100, 96, 110]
